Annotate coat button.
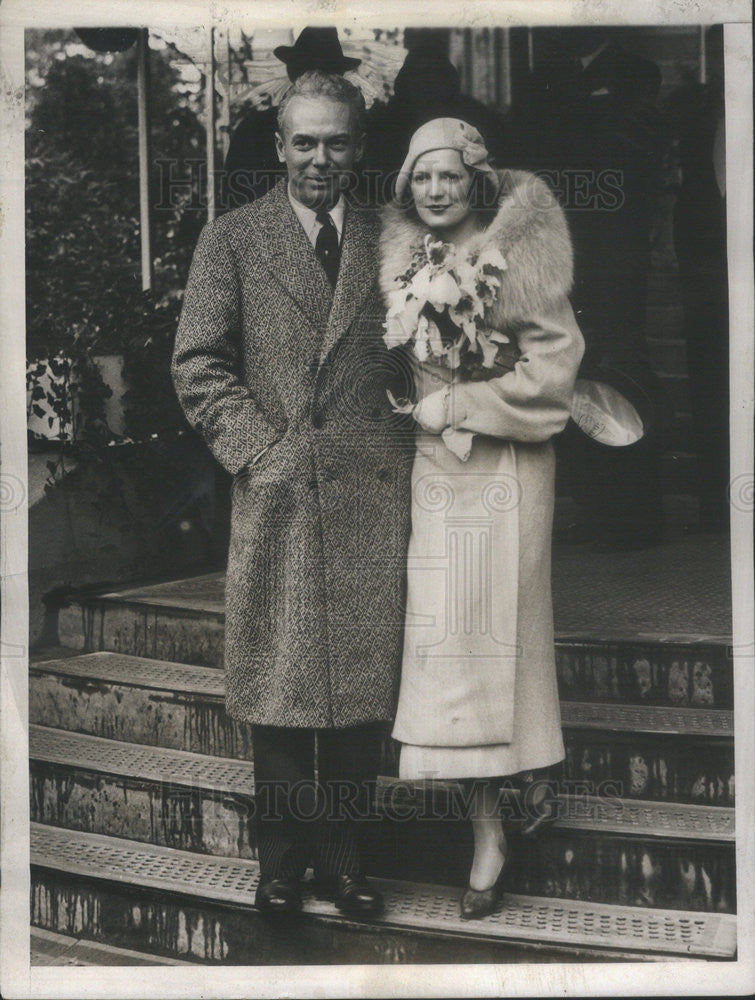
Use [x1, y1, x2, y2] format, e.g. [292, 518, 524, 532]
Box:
[312, 412, 325, 429]
[377, 468, 390, 482]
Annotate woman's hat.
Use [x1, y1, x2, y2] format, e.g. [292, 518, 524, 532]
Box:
[394, 117, 499, 203]
[274, 27, 361, 81]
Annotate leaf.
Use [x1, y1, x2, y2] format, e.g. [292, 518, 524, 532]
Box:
[32, 404, 45, 418]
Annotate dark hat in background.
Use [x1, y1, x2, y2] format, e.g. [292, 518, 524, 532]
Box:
[74, 28, 140, 53]
[393, 44, 461, 106]
[274, 27, 361, 82]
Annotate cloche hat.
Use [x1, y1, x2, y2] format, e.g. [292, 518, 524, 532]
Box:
[394, 117, 499, 203]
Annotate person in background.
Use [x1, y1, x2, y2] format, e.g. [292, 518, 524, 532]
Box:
[512, 28, 666, 550]
[365, 43, 508, 204]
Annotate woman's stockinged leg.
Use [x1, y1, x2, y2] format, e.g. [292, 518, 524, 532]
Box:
[468, 780, 508, 891]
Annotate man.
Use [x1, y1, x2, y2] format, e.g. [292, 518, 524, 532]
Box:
[172, 71, 413, 918]
[222, 27, 360, 208]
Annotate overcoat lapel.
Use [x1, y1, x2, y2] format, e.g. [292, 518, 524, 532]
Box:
[318, 206, 377, 367]
[259, 183, 333, 337]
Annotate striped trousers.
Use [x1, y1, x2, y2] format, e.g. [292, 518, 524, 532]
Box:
[252, 723, 384, 880]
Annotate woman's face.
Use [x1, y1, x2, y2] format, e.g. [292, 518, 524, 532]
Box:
[410, 148, 474, 235]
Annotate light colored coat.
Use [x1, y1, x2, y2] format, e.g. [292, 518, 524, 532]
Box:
[380, 169, 584, 759]
[173, 182, 413, 728]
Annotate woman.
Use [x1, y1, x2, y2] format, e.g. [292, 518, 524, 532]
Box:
[379, 119, 584, 919]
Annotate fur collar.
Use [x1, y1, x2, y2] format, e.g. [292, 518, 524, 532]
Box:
[379, 169, 573, 329]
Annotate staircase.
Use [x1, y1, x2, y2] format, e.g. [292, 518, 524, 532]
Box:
[30, 549, 736, 964]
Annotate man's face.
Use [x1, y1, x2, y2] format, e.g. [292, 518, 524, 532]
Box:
[275, 95, 364, 210]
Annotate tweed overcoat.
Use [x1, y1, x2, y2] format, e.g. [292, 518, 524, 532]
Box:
[172, 182, 413, 728]
[380, 169, 585, 757]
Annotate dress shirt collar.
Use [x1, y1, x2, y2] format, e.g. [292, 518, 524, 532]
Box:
[287, 184, 346, 247]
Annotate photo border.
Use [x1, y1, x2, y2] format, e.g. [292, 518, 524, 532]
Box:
[1, 1, 752, 996]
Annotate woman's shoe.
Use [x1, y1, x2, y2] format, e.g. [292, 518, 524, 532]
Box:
[460, 856, 509, 921]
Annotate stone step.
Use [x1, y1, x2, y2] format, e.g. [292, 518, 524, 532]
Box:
[30, 927, 193, 967]
[31, 651, 733, 758]
[30, 725, 257, 859]
[385, 728, 735, 808]
[53, 579, 732, 674]
[562, 728, 733, 807]
[31, 825, 737, 962]
[30, 725, 735, 912]
[367, 809, 736, 915]
[56, 574, 226, 669]
[555, 640, 733, 711]
[30, 651, 253, 759]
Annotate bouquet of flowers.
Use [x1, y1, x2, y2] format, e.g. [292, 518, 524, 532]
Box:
[383, 234, 519, 379]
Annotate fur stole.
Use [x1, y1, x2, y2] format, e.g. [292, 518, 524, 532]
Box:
[379, 169, 573, 332]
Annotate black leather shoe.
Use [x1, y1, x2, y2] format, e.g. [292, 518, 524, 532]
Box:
[254, 876, 302, 916]
[334, 874, 384, 918]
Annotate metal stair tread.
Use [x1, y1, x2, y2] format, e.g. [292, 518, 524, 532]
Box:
[30, 724, 734, 843]
[31, 653, 733, 737]
[31, 651, 225, 696]
[548, 795, 734, 841]
[97, 572, 225, 617]
[29, 725, 253, 795]
[375, 779, 735, 842]
[560, 701, 733, 736]
[31, 824, 736, 959]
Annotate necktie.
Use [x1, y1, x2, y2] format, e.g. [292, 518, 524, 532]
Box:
[315, 209, 340, 287]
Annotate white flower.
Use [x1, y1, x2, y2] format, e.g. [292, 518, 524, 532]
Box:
[427, 270, 462, 310]
[387, 286, 412, 316]
[409, 263, 433, 301]
[454, 259, 478, 295]
[449, 304, 479, 347]
[476, 246, 507, 273]
[383, 315, 411, 348]
[413, 336, 430, 362]
[426, 316, 445, 357]
[424, 234, 456, 268]
[445, 338, 464, 369]
[477, 330, 500, 368]
[383, 295, 422, 349]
